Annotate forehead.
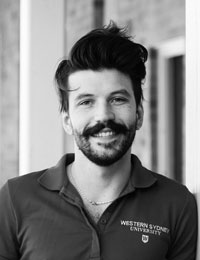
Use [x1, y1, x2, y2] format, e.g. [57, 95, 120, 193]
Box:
[68, 69, 134, 96]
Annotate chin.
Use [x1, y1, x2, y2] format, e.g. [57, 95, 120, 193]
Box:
[75, 129, 136, 166]
[82, 147, 129, 167]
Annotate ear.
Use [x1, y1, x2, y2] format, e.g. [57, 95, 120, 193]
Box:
[62, 112, 73, 135]
[136, 103, 144, 130]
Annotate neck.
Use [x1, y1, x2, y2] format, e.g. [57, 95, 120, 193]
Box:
[68, 148, 132, 203]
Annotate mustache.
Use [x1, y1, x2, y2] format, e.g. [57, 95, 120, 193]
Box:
[83, 120, 128, 137]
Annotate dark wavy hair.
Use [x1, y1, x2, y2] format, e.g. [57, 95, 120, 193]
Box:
[55, 22, 148, 112]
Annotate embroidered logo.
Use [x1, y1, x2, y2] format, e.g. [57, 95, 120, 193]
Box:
[120, 220, 170, 237]
[142, 234, 149, 243]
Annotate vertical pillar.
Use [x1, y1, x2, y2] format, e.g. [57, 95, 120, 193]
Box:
[20, 0, 65, 174]
[186, 0, 200, 257]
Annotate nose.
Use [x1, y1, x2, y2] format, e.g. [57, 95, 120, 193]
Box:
[94, 101, 115, 122]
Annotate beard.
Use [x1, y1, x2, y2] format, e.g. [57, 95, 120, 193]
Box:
[73, 120, 136, 166]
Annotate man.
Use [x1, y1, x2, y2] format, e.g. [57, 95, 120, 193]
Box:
[0, 23, 197, 259]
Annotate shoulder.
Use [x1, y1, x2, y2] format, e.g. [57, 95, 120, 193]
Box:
[150, 172, 198, 257]
[139, 167, 198, 235]
[0, 170, 47, 203]
[132, 155, 194, 202]
[8, 169, 46, 188]
[151, 170, 192, 197]
[144, 169, 197, 213]
[0, 153, 72, 202]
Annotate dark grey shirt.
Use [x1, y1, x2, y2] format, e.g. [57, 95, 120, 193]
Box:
[0, 154, 198, 259]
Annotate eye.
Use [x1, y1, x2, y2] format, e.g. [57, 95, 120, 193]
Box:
[111, 97, 128, 105]
[78, 99, 94, 107]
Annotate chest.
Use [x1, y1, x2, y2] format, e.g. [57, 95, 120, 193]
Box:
[18, 195, 171, 260]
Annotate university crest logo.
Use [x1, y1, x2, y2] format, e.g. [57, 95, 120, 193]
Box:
[142, 234, 149, 243]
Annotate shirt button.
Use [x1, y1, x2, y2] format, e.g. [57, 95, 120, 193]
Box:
[101, 218, 107, 224]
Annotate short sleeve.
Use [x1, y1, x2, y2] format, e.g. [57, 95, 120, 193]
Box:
[0, 182, 19, 259]
[167, 191, 198, 260]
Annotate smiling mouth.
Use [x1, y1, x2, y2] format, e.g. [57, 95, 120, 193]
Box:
[91, 127, 120, 139]
[93, 131, 116, 138]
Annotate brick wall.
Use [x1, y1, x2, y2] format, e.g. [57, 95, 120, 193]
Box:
[0, 0, 19, 187]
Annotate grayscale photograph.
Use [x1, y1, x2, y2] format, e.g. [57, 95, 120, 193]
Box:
[0, 0, 199, 259]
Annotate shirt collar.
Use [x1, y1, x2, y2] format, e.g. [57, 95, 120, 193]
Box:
[129, 155, 157, 188]
[38, 154, 157, 191]
[38, 154, 74, 191]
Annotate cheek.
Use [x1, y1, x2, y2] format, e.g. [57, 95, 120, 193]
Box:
[69, 115, 87, 133]
[115, 107, 137, 124]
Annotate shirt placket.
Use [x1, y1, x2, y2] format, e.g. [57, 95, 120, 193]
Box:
[60, 185, 102, 260]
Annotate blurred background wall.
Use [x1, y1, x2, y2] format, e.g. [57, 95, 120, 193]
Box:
[0, 0, 20, 186]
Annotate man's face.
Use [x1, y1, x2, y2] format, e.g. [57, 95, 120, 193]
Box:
[63, 69, 143, 166]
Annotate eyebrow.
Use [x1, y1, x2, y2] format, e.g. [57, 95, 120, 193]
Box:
[74, 89, 132, 102]
[75, 94, 94, 102]
[110, 89, 132, 98]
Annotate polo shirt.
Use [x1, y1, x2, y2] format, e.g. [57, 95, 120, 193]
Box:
[0, 154, 197, 260]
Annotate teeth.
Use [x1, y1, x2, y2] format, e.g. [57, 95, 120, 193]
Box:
[94, 131, 114, 137]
